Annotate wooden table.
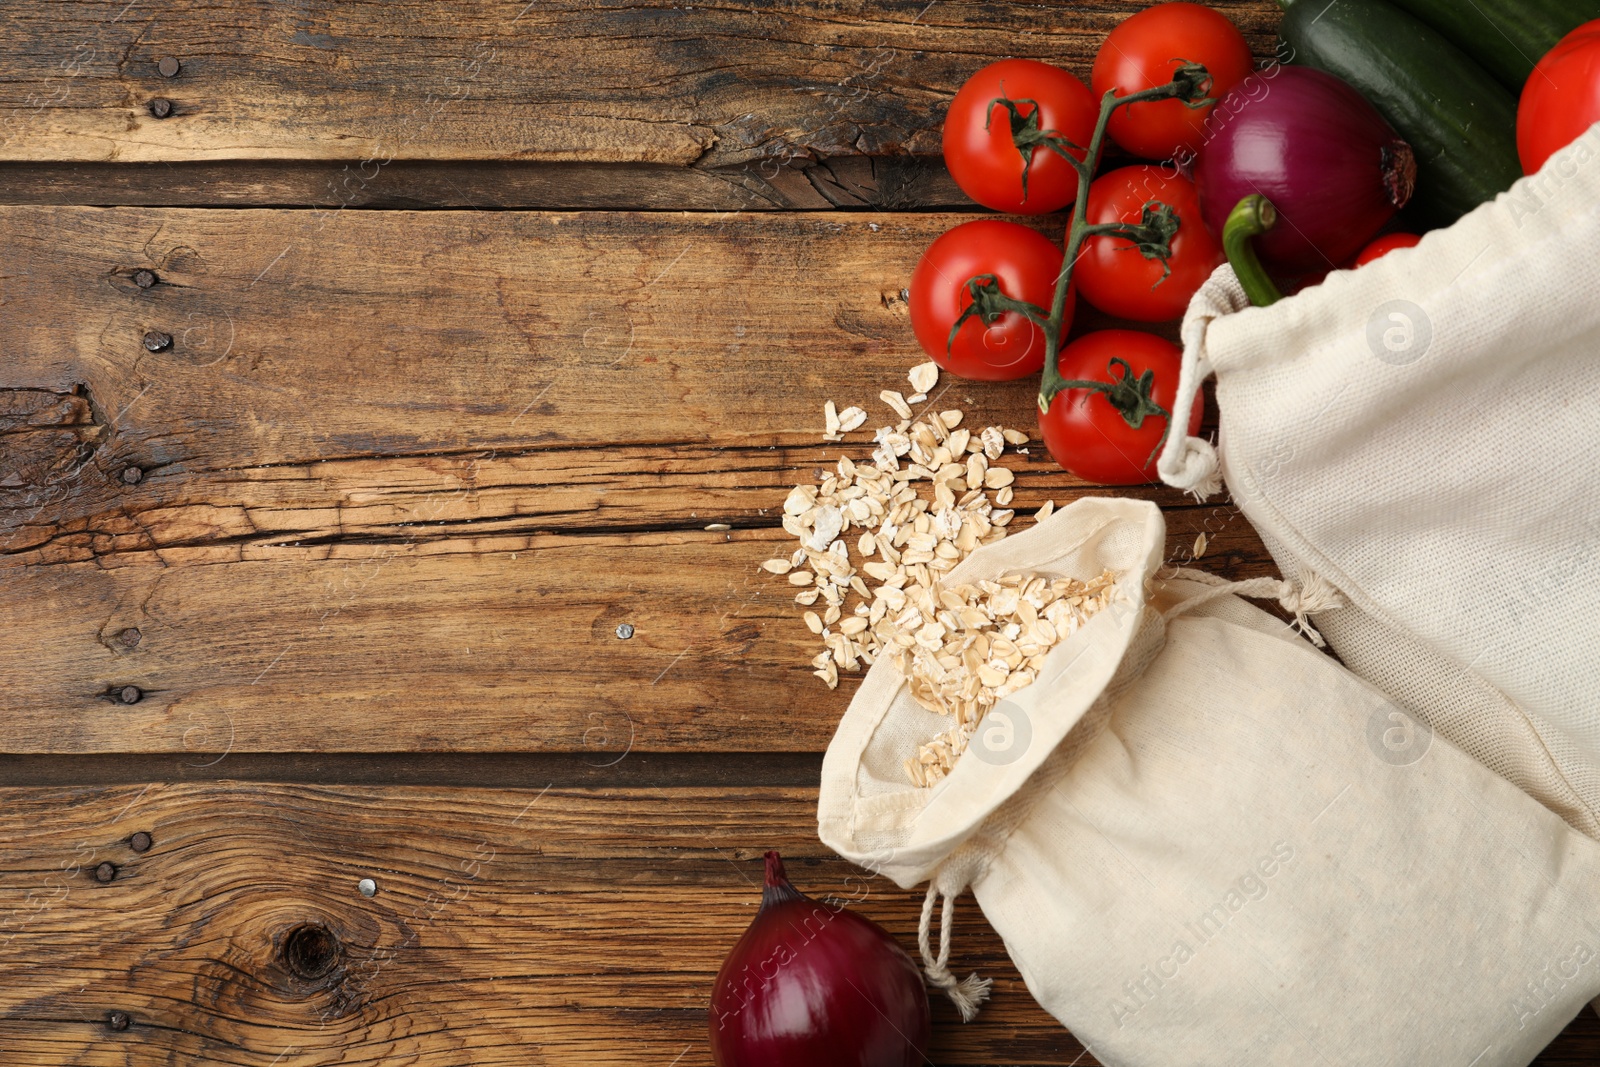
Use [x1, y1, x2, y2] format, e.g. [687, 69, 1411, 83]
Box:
[1, 2, 1594, 1063]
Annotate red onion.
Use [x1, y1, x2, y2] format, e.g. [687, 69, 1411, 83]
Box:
[1195, 66, 1415, 272]
[709, 851, 931, 1067]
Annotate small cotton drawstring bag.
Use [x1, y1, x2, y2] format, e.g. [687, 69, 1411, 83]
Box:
[1156, 125, 1600, 840]
[818, 497, 1600, 1066]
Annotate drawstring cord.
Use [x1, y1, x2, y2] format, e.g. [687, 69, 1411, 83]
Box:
[1157, 263, 1253, 501]
[918, 882, 992, 1022]
[1162, 567, 1345, 647]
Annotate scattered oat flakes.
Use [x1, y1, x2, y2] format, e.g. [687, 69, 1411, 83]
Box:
[909, 361, 939, 395]
[1194, 532, 1208, 559]
[765, 395, 1043, 692]
[706, 523, 732, 531]
[1035, 500, 1056, 521]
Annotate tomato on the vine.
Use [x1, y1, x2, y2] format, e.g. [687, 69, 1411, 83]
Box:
[943, 59, 1098, 214]
[1517, 19, 1600, 175]
[909, 220, 1069, 382]
[1038, 330, 1200, 485]
[1351, 231, 1420, 267]
[1075, 166, 1223, 322]
[1091, 3, 1254, 161]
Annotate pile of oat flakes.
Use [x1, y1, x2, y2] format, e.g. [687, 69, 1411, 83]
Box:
[762, 361, 1121, 786]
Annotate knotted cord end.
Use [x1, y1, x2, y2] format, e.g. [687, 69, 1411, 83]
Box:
[918, 883, 991, 1022]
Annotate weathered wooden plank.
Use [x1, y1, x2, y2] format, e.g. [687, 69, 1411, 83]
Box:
[0, 157, 970, 210]
[0, 502, 1270, 755]
[0, 205, 1267, 754]
[0, 1, 1281, 164]
[1, 781, 1593, 1066]
[0, 206, 1067, 477]
[0, 205, 1185, 536]
[0, 781, 1088, 1065]
[0, 781, 1593, 1066]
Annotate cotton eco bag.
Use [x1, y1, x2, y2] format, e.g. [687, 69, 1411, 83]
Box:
[1156, 126, 1600, 839]
[819, 497, 1600, 1066]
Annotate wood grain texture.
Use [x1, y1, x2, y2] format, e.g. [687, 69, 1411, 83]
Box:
[0, 206, 1272, 754]
[0, 781, 1085, 1066]
[0, 1, 1280, 165]
[0, 781, 1594, 1067]
[0, 157, 971, 210]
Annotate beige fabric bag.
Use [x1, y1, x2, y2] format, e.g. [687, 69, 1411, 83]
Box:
[818, 498, 1600, 1066]
[1156, 126, 1600, 839]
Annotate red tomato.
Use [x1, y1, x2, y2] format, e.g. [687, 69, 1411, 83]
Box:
[1038, 330, 1200, 485]
[1091, 3, 1254, 161]
[1075, 166, 1223, 322]
[1517, 19, 1600, 174]
[943, 59, 1097, 214]
[909, 220, 1069, 381]
[1351, 231, 1421, 267]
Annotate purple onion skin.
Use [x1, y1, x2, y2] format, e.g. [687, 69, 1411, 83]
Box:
[1195, 66, 1415, 273]
[709, 851, 932, 1067]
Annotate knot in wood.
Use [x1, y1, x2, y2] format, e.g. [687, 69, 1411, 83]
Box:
[283, 923, 342, 982]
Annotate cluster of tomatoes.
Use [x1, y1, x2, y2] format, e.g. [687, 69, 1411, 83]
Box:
[908, 3, 1254, 485]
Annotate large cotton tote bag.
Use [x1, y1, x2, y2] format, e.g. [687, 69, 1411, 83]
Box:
[1157, 126, 1600, 839]
[818, 498, 1600, 1067]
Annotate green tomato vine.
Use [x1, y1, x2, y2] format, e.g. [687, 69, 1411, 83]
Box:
[958, 63, 1216, 429]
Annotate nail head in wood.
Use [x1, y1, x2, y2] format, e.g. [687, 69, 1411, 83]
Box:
[357, 877, 377, 898]
[94, 861, 118, 883]
[129, 831, 153, 853]
[132, 269, 158, 289]
[117, 626, 142, 647]
[120, 466, 144, 485]
[148, 97, 173, 118]
[142, 330, 171, 352]
[118, 685, 143, 705]
[615, 623, 634, 639]
[157, 57, 181, 78]
[107, 1011, 131, 1031]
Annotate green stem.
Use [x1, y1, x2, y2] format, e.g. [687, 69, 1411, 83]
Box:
[1221, 194, 1283, 308]
[1036, 66, 1212, 413]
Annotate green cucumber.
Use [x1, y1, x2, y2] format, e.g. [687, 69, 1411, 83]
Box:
[1388, 0, 1600, 93]
[1279, 0, 1522, 229]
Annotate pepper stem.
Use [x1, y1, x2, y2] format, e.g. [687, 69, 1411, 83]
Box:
[1221, 194, 1283, 308]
